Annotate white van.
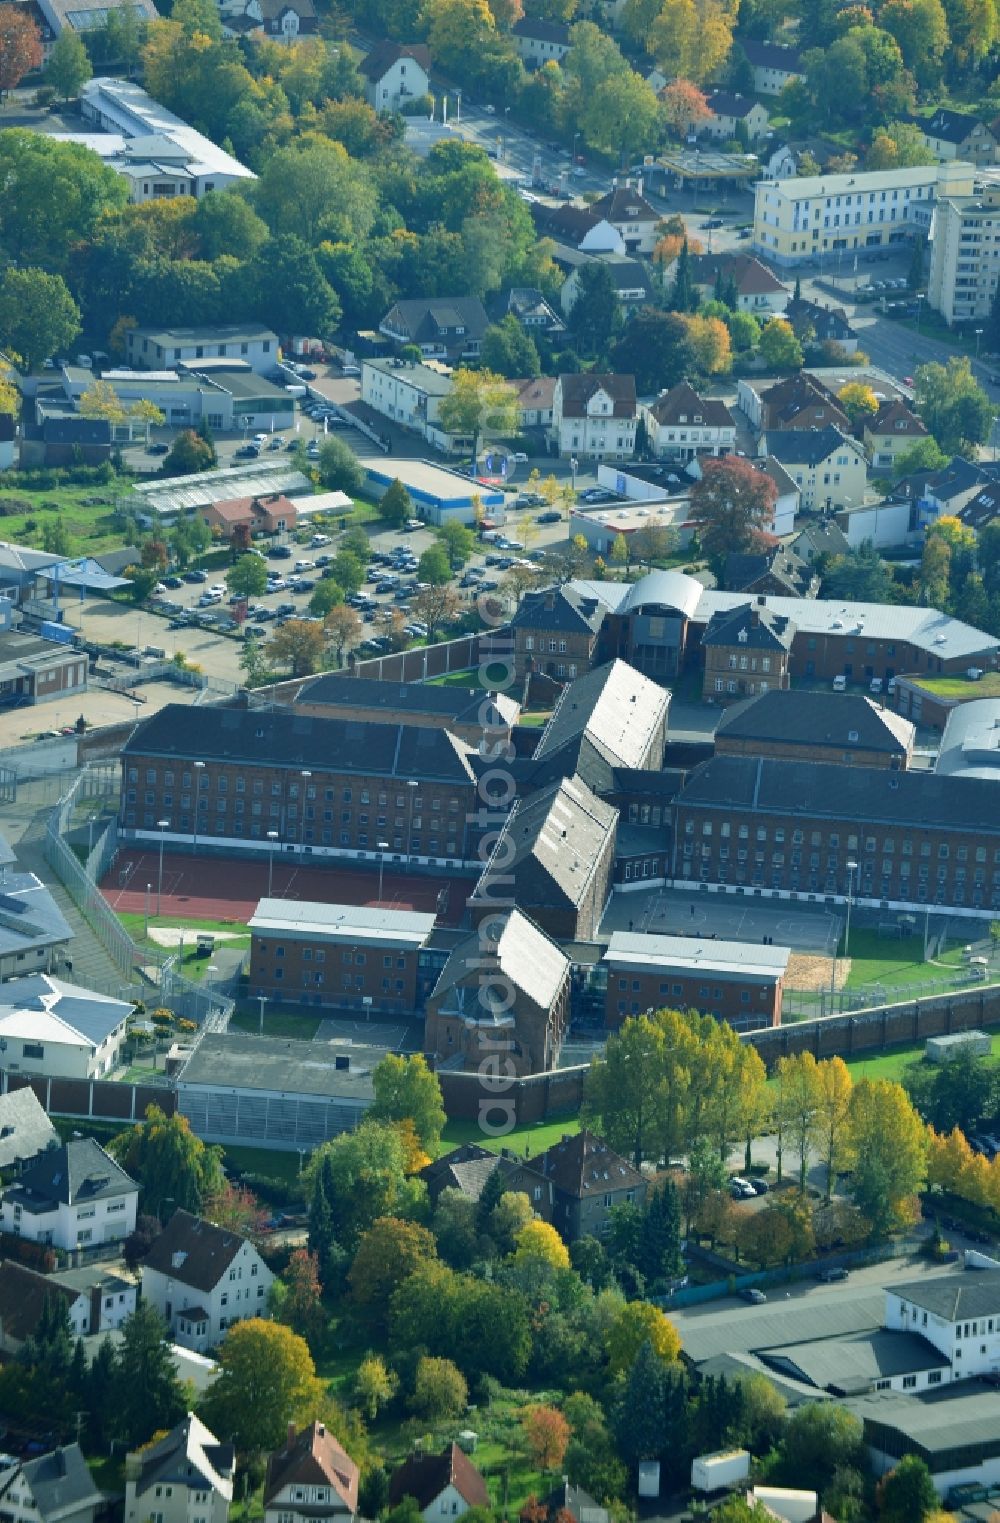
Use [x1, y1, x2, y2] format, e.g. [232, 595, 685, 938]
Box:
[832, 674, 847, 692]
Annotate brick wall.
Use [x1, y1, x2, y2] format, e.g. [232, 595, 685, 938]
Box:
[437, 1063, 587, 1124]
[6, 1073, 175, 1122]
[249, 929, 422, 1012]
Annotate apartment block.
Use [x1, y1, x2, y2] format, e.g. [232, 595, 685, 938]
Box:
[928, 185, 1000, 325]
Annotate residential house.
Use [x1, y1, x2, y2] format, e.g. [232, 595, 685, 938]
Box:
[379, 298, 488, 362]
[740, 372, 851, 433]
[863, 400, 928, 471]
[587, 182, 662, 255]
[758, 426, 868, 510]
[36, 0, 154, 38]
[515, 376, 557, 431]
[686, 253, 789, 314]
[741, 40, 803, 95]
[916, 108, 999, 166]
[264, 1422, 358, 1523]
[0, 1447, 101, 1523]
[124, 1416, 235, 1523]
[524, 1485, 608, 1523]
[0, 1086, 57, 1172]
[512, 17, 570, 65]
[0, 1262, 90, 1352]
[960, 484, 1000, 532]
[751, 456, 800, 537]
[0, 1138, 138, 1252]
[928, 183, 1000, 324]
[126, 325, 278, 377]
[520, 1129, 646, 1241]
[723, 544, 817, 598]
[487, 287, 564, 336]
[224, 0, 317, 40]
[643, 382, 736, 461]
[359, 41, 431, 112]
[388, 1446, 489, 1523]
[551, 373, 638, 461]
[0, 869, 73, 980]
[703, 91, 770, 144]
[534, 203, 625, 254]
[199, 493, 297, 539]
[469, 774, 617, 943]
[141, 1208, 276, 1350]
[0, 974, 134, 1081]
[559, 252, 653, 316]
[509, 582, 607, 681]
[424, 907, 571, 1076]
[753, 160, 972, 268]
[701, 598, 795, 703]
[604, 932, 788, 1029]
[784, 297, 858, 352]
[714, 688, 916, 770]
[417, 1143, 503, 1205]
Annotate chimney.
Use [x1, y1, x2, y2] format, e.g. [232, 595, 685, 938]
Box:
[757, 594, 766, 606]
[287, 1423, 296, 1450]
[636, 176, 643, 197]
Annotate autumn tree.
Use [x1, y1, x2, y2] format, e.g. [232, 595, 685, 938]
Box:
[0, 4, 41, 95]
[606, 1301, 681, 1373]
[349, 1216, 438, 1327]
[79, 379, 126, 423]
[514, 1219, 571, 1270]
[521, 1405, 570, 1470]
[845, 1078, 928, 1237]
[814, 1056, 853, 1200]
[270, 618, 326, 677]
[774, 1052, 823, 1192]
[438, 367, 518, 467]
[413, 583, 461, 640]
[689, 455, 777, 577]
[661, 78, 712, 137]
[371, 1053, 446, 1155]
[202, 1181, 264, 1237]
[837, 381, 879, 425]
[323, 604, 362, 667]
[200, 1319, 326, 1454]
[354, 1355, 398, 1421]
[683, 313, 732, 376]
[281, 1248, 325, 1347]
[758, 317, 803, 371]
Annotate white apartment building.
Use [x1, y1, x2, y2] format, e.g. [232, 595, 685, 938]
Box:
[126, 326, 279, 376]
[360, 358, 470, 453]
[753, 161, 974, 268]
[551, 373, 638, 461]
[0, 1139, 138, 1252]
[79, 78, 255, 198]
[643, 383, 736, 460]
[928, 185, 1000, 325]
[125, 1415, 234, 1523]
[759, 426, 868, 511]
[0, 973, 134, 1081]
[886, 1272, 1000, 1381]
[141, 1208, 275, 1351]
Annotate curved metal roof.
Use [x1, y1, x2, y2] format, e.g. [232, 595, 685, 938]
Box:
[618, 569, 704, 618]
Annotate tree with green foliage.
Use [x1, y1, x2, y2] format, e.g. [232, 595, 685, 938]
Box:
[303, 1118, 424, 1250]
[437, 520, 476, 569]
[409, 1355, 468, 1421]
[0, 131, 128, 269]
[915, 356, 992, 455]
[438, 367, 519, 467]
[480, 314, 541, 379]
[877, 1454, 938, 1523]
[613, 1338, 672, 1464]
[612, 307, 693, 393]
[780, 1403, 865, 1493]
[317, 437, 363, 495]
[193, 191, 269, 263]
[110, 1105, 225, 1219]
[379, 479, 413, 529]
[640, 1179, 683, 1283]
[112, 1302, 187, 1447]
[846, 1078, 927, 1237]
[666, 238, 695, 313]
[890, 435, 947, 480]
[371, 1053, 446, 1156]
[309, 580, 343, 618]
[0, 266, 80, 371]
[418, 544, 452, 585]
[250, 235, 341, 338]
[164, 428, 215, 476]
[200, 1318, 326, 1454]
[567, 260, 623, 359]
[226, 554, 268, 600]
[821, 541, 896, 602]
[45, 27, 91, 100]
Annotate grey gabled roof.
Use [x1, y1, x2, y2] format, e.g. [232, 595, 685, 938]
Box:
[677, 1289, 885, 1365]
[533, 659, 668, 773]
[474, 774, 617, 913]
[19, 1446, 101, 1523]
[890, 1270, 1000, 1321]
[291, 675, 517, 728]
[128, 1414, 234, 1500]
[432, 907, 568, 1012]
[510, 584, 607, 636]
[762, 426, 861, 467]
[142, 1207, 249, 1292]
[715, 689, 914, 754]
[0, 973, 133, 1048]
[764, 1330, 949, 1394]
[0, 1086, 58, 1168]
[9, 1138, 136, 1210]
[124, 704, 476, 785]
[844, 1381, 1000, 1458]
[701, 602, 795, 651]
[675, 753, 1000, 833]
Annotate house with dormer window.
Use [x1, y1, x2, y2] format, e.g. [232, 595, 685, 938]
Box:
[379, 297, 488, 363]
[643, 382, 736, 461]
[264, 1422, 359, 1523]
[125, 1415, 234, 1523]
[140, 1208, 274, 1351]
[359, 42, 431, 112]
[551, 373, 637, 460]
[0, 1138, 137, 1251]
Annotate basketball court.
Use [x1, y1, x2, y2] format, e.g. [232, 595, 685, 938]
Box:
[101, 849, 473, 927]
[603, 884, 842, 955]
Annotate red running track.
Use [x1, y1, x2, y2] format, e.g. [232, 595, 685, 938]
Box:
[101, 849, 472, 926]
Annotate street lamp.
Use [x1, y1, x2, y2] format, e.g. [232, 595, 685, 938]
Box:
[144, 881, 152, 940]
[572, 131, 580, 165]
[915, 292, 926, 334]
[266, 829, 279, 897]
[376, 839, 389, 903]
[258, 993, 267, 1035]
[845, 859, 858, 959]
[192, 761, 205, 852]
[156, 818, 170, 916]
[976, 327, 984, 361]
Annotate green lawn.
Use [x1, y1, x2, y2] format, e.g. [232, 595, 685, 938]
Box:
[906, 673, 1000, 699]
[439, 1114, 580, 1158]
[118, 912, 250, 981]
[229, 1006, 322, 1039]
[843, 1029, 1000, 1084]
[427, 669, 485, 688]
[518, 712, 551, 728]
[224, 1144, 304, 1188]
[0, 485, 129, 555]
[842, 929, 967, 990]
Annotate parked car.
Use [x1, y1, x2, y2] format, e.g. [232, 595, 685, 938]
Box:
[186, 569, 209, 583]
[235, 444, 259, 459]
[700, 217, 723, 229]
[164, 575, 183, 589]
[267, 436, 284, 450]
[818, 1266, 849, 1282]
[537, 511, 561, 523]
[269, 545, 293, 559]
[739, 1288, 767, 1304]
[146, 442, 169, 455]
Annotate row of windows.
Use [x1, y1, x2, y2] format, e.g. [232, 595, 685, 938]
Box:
[259, 946, 407, 969]
[127, 814, 461, 854]
[129, 768, 453, 811]
[683, 819, 994, 861]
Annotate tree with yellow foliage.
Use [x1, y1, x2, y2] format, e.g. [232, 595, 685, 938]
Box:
[814, 1056, 853, 1200]
[605, 1300, 681, 1372]
[514, 1219, 570, 1269]
[846, 1079, 927, 1237]
[648, 0, 733, 81]
[683, 313, 732, 375]
[837, 381, 879, 425]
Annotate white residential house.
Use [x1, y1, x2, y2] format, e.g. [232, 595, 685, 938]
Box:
[264, 1423, 360, 1523]
[643, 383, 736, 460]
[141, 1208, 275, 1351]
[0, 1261, 138, 1354]
[359, 41, 431, 112]
[387, 1445, 489, 1523]
[124, 1414, 235, 1523]
[586, 183, 662, 256]
[0, 974, 134, 1081]
[758, 425, 868, 511]
[0, 1447, 101, 1523]
[512, 17, 570, 65]
[741, 40, 804, 95]
[551, 374, 638, 461]
[360, 358, 473, 453]
[0, 1138, 138, 1251]
[885, 1272, 1000, 1382]
[702, 91, 770, 144]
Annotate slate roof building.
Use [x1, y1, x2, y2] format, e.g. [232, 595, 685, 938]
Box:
[379, 296, 489, 362]
[723, 545, 818, 599]
[714, 689, 915, 769]
[125, 1415, 234, 1523]
[0, 974, 134, 1080]
[282, 674, 519, 745]
[643, 382, 737, 461]
[0, 1445, 102, 1523]
[418, 1142, 503, 1204]
[740, 39, 803, 94]
[425, 907, 570, 1076]
[0, 1086, 58, 1170]
[758, 427, 868, 511]
[359, 42, 431, 113]
[141, 1207, 275, 1351]
[603, 932, 788, 1029]
[470, 775, 617, 943]
[701, 599, 795, 703]
[512, 17, 571, 65]
[587, 182, 662, 254]
[551, 373, 638, 461]
[388, 1445, 489, 1522]
[519, 1130, 646, 1241]
[0, 1138, 137, 1252]
[886, 1270, 1000, 1379]
[784, 298, 858, 351]
[529, 659, 669, 786]
[264, 1422, 359, 1523]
